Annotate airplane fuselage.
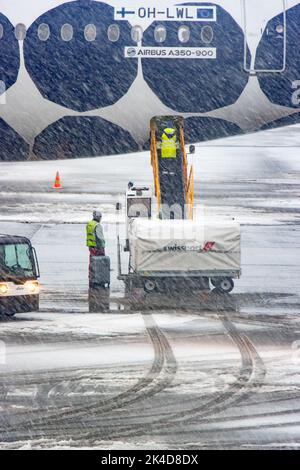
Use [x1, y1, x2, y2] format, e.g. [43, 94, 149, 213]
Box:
[0, 0, 300, 160]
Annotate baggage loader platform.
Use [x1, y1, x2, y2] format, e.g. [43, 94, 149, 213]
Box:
[150, 116, 194, 220]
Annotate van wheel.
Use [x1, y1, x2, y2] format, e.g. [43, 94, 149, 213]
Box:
[143, 279, 157, 293]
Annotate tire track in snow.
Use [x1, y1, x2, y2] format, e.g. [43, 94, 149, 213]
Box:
[0, 313, 177, 437]
[81, 313, 266, 440]
[0, 312, 266, 444]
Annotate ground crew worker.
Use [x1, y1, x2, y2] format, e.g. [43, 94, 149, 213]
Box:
[160, 127, 179, 159]
[86, 210, 105, 257]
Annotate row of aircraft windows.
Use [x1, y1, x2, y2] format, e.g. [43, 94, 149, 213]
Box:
[0, 23, 214, 44]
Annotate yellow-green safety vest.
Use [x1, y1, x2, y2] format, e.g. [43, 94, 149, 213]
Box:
[86, 220, 98, 247]
[160, 129, 178, 158]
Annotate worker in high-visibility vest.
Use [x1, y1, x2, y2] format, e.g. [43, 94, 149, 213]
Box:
[86, 210, 105, 257]
[160, 127, 179, 158]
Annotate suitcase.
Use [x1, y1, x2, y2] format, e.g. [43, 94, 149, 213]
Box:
[90, 256, 110, 287]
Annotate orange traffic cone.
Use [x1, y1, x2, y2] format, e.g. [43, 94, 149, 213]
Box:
[53, 171, 62, 189]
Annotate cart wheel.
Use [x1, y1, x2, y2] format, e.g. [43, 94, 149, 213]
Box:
[210, 278, 219, 288]
[217, 278, 234, 294]
[143, 279, 157, 293]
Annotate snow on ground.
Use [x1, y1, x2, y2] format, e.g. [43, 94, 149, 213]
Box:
[0, 125, 300, 449]
[0, 124, 299, 302]
[0, 124, 299, 225]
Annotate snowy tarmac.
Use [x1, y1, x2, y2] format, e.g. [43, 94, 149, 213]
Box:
[0, 126, 300, 449]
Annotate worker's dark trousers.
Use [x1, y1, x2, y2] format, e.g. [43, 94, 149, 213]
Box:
[89, 247, 105, 285]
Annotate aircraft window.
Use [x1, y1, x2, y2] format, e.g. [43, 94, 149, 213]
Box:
[201, 25, 213, 44]
[0, 25, 3, 40]
[38, 23, 50, 41]
[15, 23, 27, 41]
[84, 24, 97, 42]
[107, 24, 120, 42]
[178, 26, 190, 43]
[131, 25, 143, 43]
[61, 23, 73, 42]
[276, 24, 284, 34]
[154, 25, 166, 43]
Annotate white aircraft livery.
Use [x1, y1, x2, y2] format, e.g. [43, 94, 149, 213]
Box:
[0, 0, 300, 160]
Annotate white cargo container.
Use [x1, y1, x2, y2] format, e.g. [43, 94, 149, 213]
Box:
[118, 218, 241, 293]
[128, 219, 241, 273]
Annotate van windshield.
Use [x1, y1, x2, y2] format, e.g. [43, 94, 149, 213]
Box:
[0, 243, 35, 279]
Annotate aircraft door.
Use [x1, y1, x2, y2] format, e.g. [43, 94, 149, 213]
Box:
[242, 0, 286, 73]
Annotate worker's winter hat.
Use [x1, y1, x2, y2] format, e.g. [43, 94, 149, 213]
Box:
[93, 210, 102, 221]
[163, 127, 176, 138]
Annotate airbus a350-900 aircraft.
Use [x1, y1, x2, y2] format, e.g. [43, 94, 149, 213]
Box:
[0, 0, 300, 160]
